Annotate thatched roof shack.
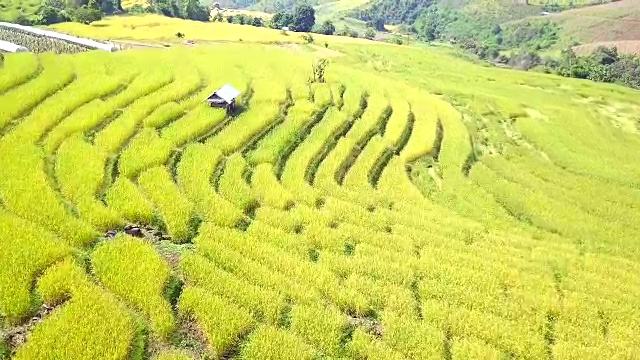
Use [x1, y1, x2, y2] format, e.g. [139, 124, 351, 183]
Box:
[205, 84, 241, 111]
[0, 39, 28, 52]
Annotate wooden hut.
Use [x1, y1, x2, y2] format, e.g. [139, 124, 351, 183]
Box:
[205, 84, 240, 113]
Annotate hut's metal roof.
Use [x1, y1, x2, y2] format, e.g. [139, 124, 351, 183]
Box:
[206, 84, 241, 104]
[0, 39, 28, 52]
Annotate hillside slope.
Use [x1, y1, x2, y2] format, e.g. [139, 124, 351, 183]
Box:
[1, 15, 640, 360]
[0, 0, 40, 22]
[549, 0, 640, 54]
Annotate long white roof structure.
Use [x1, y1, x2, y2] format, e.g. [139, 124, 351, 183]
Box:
[0, 39, 28, 52]
[0, 22, 118, 52]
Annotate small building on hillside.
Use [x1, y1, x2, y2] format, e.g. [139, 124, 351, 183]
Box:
[205, 84, 240, 113]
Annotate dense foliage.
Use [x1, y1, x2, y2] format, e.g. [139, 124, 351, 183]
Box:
[318, 20, 335, 35]
[351, 0, 433, 25]
[223, 13, 264, 27]
[292, 4, 315, 32]
[411, 6, 559, 50]
[114, 0, 210, 21]
[550, 47, 640, 90]
[30, 0, 117, 25]
[269, 4, 315, 32]
[250, 0, 318, 13]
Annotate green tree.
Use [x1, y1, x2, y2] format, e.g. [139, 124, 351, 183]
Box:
[234, 14, 246, 24]
[42, 0, 65, 10]
[414, 7, 441, 41]
[128, 4, 147, 13]
[292, 4, 314, 32]
[270, 11, 293, 29]
[184, 0, 209, 21]
[367, 17, 385, 31]
[37, 6, 70, 24]
[365, 27, 375, 40]
[153, 0, 178, 17]
[252, 16, 263, 27]
[610, 55, 640, 89]
[270, 11, 282, 28]
[36, 0, 69, 25]
[71, 5, 102, 24]
[87, 0, 99, 10]
[93, 0, 120, 14]
[14, 12, 32, 25]
[319, 20, 335, 35]
[591, 46, 619, 65]
[170, 0, 182, 18]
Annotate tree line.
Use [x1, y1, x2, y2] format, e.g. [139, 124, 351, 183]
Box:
[14, 0, 117, 25]
[20, 0, 211, 25]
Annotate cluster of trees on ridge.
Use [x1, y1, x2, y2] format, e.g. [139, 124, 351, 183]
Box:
[16, 0, 211, 25]
[12, 0, 117, 25]
[214, 6, 379, 40]
[216, 4, 318, 32]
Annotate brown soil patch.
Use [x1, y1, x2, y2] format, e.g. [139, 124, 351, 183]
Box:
[573, 40, 640, 55]
[1, 304, 55, 353]
[558, 0, 640, 17]
[348, 315, 383, 338]
[170, 316, 210, 358]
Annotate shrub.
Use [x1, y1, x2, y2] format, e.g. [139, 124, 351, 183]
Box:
[70, 5, 102, 24]
[292, 4, 315, 32]
[319, 20, 335, 35]
[128, 4, 147, 14]
[36, 6, 70, 25]
[301, 33, 314, 44]
[252, 16, 263, 27]
[365, 28, 376, 40]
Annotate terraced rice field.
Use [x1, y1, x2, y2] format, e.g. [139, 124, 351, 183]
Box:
[49, 14, 377, 45]
[1, 28, 640, 359]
